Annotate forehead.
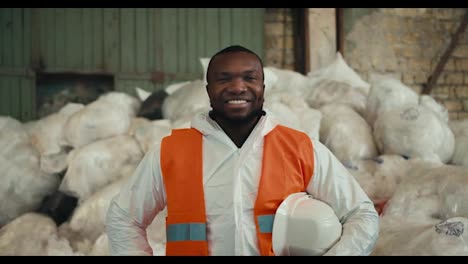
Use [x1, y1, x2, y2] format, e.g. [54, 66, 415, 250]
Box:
[210, 52, 262, 73]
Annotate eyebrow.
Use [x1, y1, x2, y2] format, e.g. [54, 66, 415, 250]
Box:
[242, 70, 258, 75]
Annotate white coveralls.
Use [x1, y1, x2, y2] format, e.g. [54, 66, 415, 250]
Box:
[106, 110, 379, 256]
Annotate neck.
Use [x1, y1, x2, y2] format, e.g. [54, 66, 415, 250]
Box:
[210, 110, 265, 148]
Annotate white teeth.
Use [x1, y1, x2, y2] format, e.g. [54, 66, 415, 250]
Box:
[228, 100, 247, 104]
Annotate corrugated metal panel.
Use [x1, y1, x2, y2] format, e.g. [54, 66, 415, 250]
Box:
[0, 79, 11, 116]
[23, 8, 31, 67]
[19, 77, 35, 121]
[115, 8, 265, 93]
[54, 8, 66, 69]
[0, 75, 35, 121]
[83, 8, 94, 70]
[0, 8, 265, 121]
[103, 8, 120, 72]
[149, 8, 265, 89]
[186, 9, 198, 75]
[2, 9, 13, 66]
[0, 8, 35, 122]
[136, 8, 149, 74]
[20, 9, 35, 122]
[43, 8, 56, 68]
[92, 8, 104, 69]
[121, 8, 135, 73]
[12, 8, 23, 68]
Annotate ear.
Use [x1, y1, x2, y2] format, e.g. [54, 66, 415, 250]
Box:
[206, 85, 214, 108]
[206, 84, 212, 105]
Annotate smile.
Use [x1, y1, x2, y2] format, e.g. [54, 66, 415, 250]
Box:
[227, 99, 248, 104]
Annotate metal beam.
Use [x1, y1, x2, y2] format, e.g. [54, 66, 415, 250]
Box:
[422, 10, 468, 95]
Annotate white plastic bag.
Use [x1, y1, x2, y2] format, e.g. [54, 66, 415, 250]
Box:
[62, 92, 140, 148]
[319, 104, 377, 165]
[365, 74, 419, 126]
[373, 105, 455, 163]
[59, 135, 143, 200]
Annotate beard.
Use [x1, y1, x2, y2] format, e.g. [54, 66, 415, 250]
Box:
[209, 107, 266, 125]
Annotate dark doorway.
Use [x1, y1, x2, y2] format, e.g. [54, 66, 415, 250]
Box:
[291, 8, 308, 74]
[36, 73, 114, 118]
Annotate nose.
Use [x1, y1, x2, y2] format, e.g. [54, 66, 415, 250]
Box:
[228, 77, 247, 94]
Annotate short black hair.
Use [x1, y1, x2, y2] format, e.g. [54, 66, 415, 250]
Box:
[206, 45, 265, 82]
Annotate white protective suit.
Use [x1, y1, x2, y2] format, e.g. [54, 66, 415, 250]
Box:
[106, 110, 379, 256]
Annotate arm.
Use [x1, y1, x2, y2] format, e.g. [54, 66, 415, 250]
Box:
[306, 140, 379, 256]
[106, 144, 166, 256]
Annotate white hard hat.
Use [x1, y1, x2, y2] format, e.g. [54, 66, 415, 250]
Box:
[272, 192, 342, 256]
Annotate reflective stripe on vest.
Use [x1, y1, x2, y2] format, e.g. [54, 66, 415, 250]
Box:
[257, 214, 275, 233]
[167, 223, 207, 241]
[160, 125, 314, 256]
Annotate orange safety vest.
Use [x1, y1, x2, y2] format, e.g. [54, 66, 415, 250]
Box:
[160, 125, 314, 256]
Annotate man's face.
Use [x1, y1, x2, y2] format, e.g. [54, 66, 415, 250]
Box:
[206, 51, 265, 123]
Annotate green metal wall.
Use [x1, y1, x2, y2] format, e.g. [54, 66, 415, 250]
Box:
[0, 8, 265, 121]
[0, 8, 35, 121]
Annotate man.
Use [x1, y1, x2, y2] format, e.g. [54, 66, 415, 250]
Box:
[106, 45, 379, 256]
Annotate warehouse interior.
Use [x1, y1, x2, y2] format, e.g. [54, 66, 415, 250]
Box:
[0, 8, 468, 256]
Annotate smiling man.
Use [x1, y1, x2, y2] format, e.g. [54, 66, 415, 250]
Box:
[106, 45, 379, 256]
[206, 47, 266, 148]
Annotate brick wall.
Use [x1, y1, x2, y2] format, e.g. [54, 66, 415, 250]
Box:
[343, 8, 468, 120]
[264, 8, 295, 70]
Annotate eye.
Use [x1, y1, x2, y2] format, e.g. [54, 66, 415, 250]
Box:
[217, 77, 230, 83]
[244, 76, 257, 81]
